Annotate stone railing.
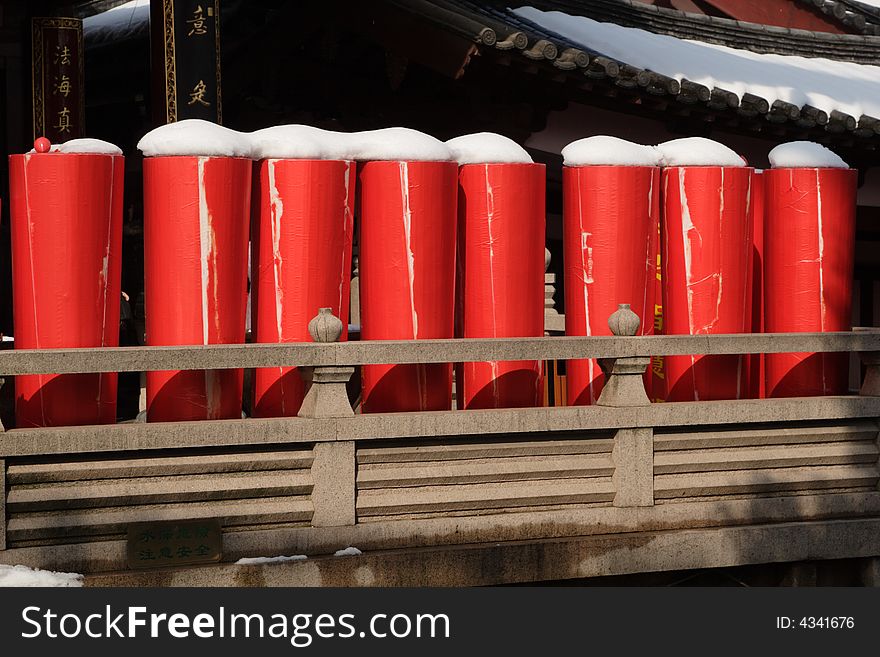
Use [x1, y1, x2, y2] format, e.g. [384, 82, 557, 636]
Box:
[0, 308, 878, 582]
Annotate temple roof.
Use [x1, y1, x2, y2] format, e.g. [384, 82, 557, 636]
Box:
[375, 0, 880, 150]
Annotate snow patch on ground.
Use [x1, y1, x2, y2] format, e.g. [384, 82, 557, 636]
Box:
[768, 141, 849, 169]
[656, 137, 745, 167]
[562, 135, 661, 166]
[235, 555, 308, 565]
[514, 6, 880, 119]
[445, 132, 533, 164]
[334, 547, 363, 556]
[0, 564, 83, 587]
[138, 119, 253, 158]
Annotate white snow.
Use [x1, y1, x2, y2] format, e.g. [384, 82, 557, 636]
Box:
[56, 138, 123, 154]
[235, 555, 308, 565]
[656, 137, 745, 167]
[0, 564, 83, 587]
[561, 135, 661, 166]
[334, 547, 362, 556]
[768, 141, 849, 169]
[249, 125, 350, 160]
[445, 132, 533, 164]
[28, 138, 123, 155]
[514, 6, 880, 120]
[249, 125, 453, 161]
[138, 119, 252, 158]
[346, 128, 453, 162]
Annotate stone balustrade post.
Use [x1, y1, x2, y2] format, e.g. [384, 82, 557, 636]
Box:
[300, 308, 357, 527]
[858, 351, 880, 397]
[544, 247, 564, 334]
[598, 304, 654, 508]
[349, 255, 360, 326]
[597, 304, 651, 408]
[298, 308, 354, 419]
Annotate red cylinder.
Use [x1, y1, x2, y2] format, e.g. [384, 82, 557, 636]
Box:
[359, 160, 458, 413]
[144, 156, 251, 422]
[662, 166, 753, 401]
[764, 167, 856, 397]
[9, 151, 124, 427]
[252, 159, 355, 416]
[456, 163, 545, 409]
[748, 170, 765, 398]
[563, 166, 660, 405]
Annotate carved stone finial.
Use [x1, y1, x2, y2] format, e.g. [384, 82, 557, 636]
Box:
[544, 247, 551, 273]
[308, 308, 343, 343]
[608, 304, 640, 337]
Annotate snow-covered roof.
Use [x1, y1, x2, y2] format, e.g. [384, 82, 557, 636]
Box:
[512, 6, 880, 121]
[84, 0, 150, 48]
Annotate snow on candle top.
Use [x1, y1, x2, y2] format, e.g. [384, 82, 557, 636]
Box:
[345, 127, 453, 162]
[247, 125, 453, 161]
[54, 138, 123, 154]
[656, 137, 745, 167]
[137, 119, 252, 158]
[768, 141, 848, 169]
[561, 136, 661, 167]
[445, 132, 533, 164]
[249, 125, 350, 160]
[28, 137, 123, 155]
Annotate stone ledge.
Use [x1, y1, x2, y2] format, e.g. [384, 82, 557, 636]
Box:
[81, 516, 880, 586]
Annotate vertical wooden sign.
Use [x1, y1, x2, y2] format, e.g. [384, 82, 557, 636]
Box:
[152, 0, 223, 124]
[32, 17, 85, 141]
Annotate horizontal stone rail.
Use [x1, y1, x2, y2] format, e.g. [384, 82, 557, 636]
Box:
[0, 395, 877, 458]
[0, 330, 878, 375]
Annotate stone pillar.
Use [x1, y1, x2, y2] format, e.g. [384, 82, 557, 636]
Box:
[858, 351, 880, 397]
[299, 308, 357, 527]
[544, 247, 564, 334]
[599, 304, 654, 507]
[311, 442, 356, 527]
[298, 308, 354, 419]
[350, 255, 360, 327]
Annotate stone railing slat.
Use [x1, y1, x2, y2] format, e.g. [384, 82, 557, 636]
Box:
[1, 330, 879, 375]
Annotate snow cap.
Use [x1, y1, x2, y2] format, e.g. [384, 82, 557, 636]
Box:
[445, 132, 533, 164]
[656, 137, 744, 167]
[28, 138, 123, 155]
[346, 127, 453, 162]
[249, 125, 352, 160]
[768, 141, 849, 169]
[248, 126, 452, 162]
[562, 136, 661, 167]
[137, 119, 252, 158]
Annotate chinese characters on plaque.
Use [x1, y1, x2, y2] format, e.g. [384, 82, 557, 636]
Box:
[153, 0, 223, 124]
[31, 17, 84, 141]
[127, 519, 222, 569]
